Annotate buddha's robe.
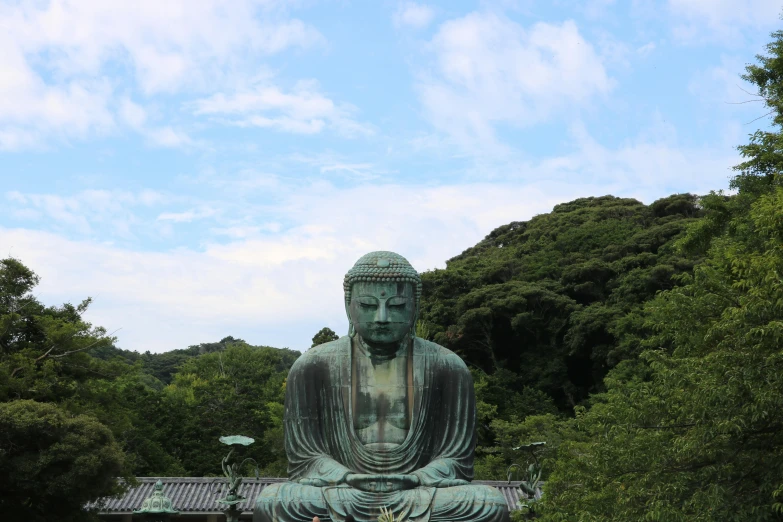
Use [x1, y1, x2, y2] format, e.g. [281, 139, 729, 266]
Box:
[254, 336, 509, 522]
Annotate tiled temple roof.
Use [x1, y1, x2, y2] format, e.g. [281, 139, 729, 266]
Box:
[98, 477, 542, 514]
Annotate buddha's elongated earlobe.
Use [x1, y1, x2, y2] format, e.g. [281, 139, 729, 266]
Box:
[345, 289, 355, 338]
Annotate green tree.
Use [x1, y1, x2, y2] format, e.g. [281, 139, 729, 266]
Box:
[735, 28, 783, 186]
[311, 327, 339, 347]
[0, 257, 301, 482]
[538, 29, 783, 520]
[420, 195, 701, 410]
[539, 186, 783, 521]
[417, 195, 703, 478]
[0, 257, 119, 403]
[0, 257, 180, 476]
[161, 342, 298, 476]
[0, 400, 127, 522]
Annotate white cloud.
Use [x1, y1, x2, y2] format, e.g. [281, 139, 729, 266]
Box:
[688, 55, 753, 105]
[556, 121, 734, 197]
[118, 97, 193, 148]
[595, 31, 632, 69]
[180, 168, 282, 192]
[145, 127, 194, 148]
[4, 189, 169, 237]
[582, 0, 618, 20]
[319, 163, 379, 181]
[0, 128, 40, 151]
[0, 121, 737, 352]
[636, 42, 656, 56]
[210, 224, 281, 239]
[393, 2, 436, 29]
[119, 98, 148, 129]
[0, 0, 323, 149]
[6, 191, 28, 204]
[4, 0, 322, 94]
[668, 0, 781, 44]
[0, 32, 114, 150]
[417, 13, 613, 151]
[0, 183, 577, 352]
[687, 55, 767, 148]
[688, 55, 767, 115]
[157, 207, 216, 223]
[193, 80, 373, 137]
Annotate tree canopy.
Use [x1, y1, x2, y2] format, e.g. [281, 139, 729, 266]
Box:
[529, 24, 783, 521]
[311, 327, 339, 348]
[0, 400, 126, 522]
[0, 257, 299, 517]
[538, 186, 783, 520]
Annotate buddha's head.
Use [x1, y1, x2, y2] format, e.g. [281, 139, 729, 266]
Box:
[344, 251, 421, 349]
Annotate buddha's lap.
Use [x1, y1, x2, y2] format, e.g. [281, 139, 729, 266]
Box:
[254, 481, 508, 521]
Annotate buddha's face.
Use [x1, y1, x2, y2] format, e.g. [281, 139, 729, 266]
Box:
[348, 281, 415, 347]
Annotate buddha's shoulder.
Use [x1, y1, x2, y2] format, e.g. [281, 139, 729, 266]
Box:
[290, 336, 347, 370]
[414, 338, 469, 371]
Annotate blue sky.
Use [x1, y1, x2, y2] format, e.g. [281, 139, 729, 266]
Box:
[0, 0, 779, 353]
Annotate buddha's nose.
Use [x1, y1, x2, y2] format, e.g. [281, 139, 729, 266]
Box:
[376, 304, 389, 323]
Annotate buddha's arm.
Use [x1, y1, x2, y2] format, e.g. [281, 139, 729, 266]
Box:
[295, 457, 353, 486]
[412, 459, 471, 487]
[283, 355, 353, 486]
[412, 355, 476, 488]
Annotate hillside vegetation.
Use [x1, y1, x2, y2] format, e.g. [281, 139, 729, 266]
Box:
[420, 193, 701, 412]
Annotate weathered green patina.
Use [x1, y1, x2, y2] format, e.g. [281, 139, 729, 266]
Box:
[254, 252, 510, 522]
[133, 480, 179, 521]
[218, 435, 259, 522]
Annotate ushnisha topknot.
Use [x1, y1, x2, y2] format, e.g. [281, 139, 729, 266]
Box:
[343, 251, 422, 309]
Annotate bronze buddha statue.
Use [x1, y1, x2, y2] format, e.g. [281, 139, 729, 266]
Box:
[255, 251, 509, 522]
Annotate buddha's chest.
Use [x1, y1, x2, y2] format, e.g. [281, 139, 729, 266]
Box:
[352, 353, 411, 447]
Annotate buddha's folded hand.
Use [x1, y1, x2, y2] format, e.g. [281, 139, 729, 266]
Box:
[298, 478, 331, 487]
[431, 478, 470, 487]
[345, 473, 420, 492]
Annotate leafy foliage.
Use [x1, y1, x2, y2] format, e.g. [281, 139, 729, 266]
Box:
[538, 185, 783, 521]
[419, 194, 703, 479]
[0, 400, 126, 522]
[160, 342, 298, 476]
[0, 258, 120, 403]
[0, 257, 298, 486]
[535, 26, 783, 521]
[421, 194, 701, 409]
[311, 327, 339, 348]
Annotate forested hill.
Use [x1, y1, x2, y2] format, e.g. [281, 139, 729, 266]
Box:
[90, 335, 298, 385]
[419, 193, 702, 413]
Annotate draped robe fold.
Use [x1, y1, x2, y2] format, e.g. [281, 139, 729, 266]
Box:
[254, 336, 509, 522]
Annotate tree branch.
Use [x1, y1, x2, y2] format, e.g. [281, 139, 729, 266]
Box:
[633, 423, 699, 430]
[49, 329, 121, 359]
[9, 328, 121, 378]
[745, 109, 775, 125]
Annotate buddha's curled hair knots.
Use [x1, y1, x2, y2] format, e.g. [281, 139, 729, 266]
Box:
[343, 251, 422, 310]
